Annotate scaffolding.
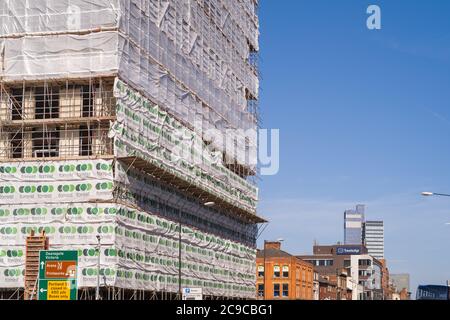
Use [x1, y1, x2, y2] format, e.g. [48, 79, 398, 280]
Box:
[0, 0, 260, 177]
[0, 0, 262, 300]
[0, 287, 249, 301]
[0, 78, 116, 161]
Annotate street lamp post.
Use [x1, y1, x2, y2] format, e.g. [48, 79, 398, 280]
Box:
[422, 191, 450, 226]
[178, 208, 182, 299]
[178, 201, 215, 299]
[96, 235, 101, 300]
[421, 192, 450, 197]
[263, 240, 266, 300]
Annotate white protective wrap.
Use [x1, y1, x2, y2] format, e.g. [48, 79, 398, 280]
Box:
[0, 0, 259, 169]
[0, 159, 256, 298]
[2, 32, 119, 81]
[111, 78, 258, 213]
[0, 0, 120, 35]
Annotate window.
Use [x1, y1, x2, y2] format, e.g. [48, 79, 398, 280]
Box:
[11, 89, 23, 120]
[81, 85, 96, 117]
[9, 131, 23, 158]
[35, 87, 59, 119]
[313, 259, 334, 267]
[257, 284, 264, 297]
[273, 265, 280, 278]
[359, 259, 372, 266]
[282, 266, 289, 278]
[257, 265, 264, 278]
[282, 284, 289, 297]
[344, 260, 351, 268]
[79, 125, 93, 156]
[273, 284, 280, 297]
[32, 128, 60, 158]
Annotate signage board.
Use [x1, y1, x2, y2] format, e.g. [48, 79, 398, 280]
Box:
[38, 250, 78, 300]
[182, 288, 203, 300]
[38, 279, 77, 300]
[336, 246, 362, 255]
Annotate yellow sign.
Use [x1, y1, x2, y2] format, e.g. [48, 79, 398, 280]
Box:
[47, 281, 71, 300]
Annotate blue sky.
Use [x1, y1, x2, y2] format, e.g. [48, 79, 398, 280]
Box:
[257, 0, 450, 296]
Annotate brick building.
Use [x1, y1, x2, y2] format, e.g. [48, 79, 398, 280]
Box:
[318, 275, 337, 300]
[378, 259, 392, 299]
[324, 269, 353, 300]
[256, 241, 314, 300]
[298, 244, 390, 300]
[399, 288, 411, 300]
[313, 270, 320, 300]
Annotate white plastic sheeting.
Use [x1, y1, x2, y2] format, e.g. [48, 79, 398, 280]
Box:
[0, 0, 120, 35]
[0, 0, 259, 169]
[0, 160, 116, 289]
[2, 32, 119, 81]
[114, 204, 256, 297]
[0, 160, 113, 182]
[115, 161, 257, 246]
[0, 160, 114, 204]
[0, 203, 256, 297]
[0, 202, 118, 289]
[0, 159, 256, 298]
[0, 0, 261, 297]
[117, 0, 259, 165]
[111, 79, 258, 213]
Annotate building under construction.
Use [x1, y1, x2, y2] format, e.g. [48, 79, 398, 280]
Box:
[0, 0, 264, 300]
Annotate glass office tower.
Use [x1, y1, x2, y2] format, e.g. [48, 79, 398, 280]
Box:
[344, 205, 365, 245]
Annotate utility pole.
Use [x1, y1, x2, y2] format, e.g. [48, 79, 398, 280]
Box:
[178, 202, 215, 300]
[263, 240, 266, 300]
[178, 209, 182, 299]
[96, 235, 101, 300]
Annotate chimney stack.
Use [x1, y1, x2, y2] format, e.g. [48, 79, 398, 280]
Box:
[264, 241, 282, 250]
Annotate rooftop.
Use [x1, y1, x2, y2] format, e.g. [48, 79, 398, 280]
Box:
[257, 248, 293, 259]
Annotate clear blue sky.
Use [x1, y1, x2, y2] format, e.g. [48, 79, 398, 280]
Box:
[257, 0, 450, 296]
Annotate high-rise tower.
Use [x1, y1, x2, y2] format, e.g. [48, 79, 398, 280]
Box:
[363, 221, 384, 260]
[344, 204, 365, 245]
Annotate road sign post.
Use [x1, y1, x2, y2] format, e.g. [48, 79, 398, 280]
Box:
[182, 288, 203, 300]
[38, 250, 78, 301]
